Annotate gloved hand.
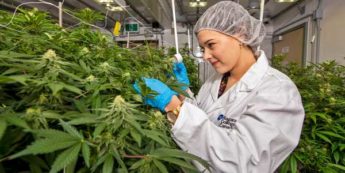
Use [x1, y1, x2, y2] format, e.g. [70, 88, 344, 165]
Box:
[173, 62, 190, 90]
[133, 78, 177, 112]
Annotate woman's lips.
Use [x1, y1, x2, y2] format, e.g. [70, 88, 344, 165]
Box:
[211, 61, 220, 66]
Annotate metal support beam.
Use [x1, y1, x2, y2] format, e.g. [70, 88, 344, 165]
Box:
[123, 0, 150, 24]
[175, 0, 191, 24]
[137, 0, 172, 28]
[0, 1, 17, 12]
[63, 0, 88, 9]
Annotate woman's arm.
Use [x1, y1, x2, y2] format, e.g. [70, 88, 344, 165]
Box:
[171, 81, 305, 173]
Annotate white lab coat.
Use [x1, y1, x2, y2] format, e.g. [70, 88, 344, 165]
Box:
[171, 51, 305, 173]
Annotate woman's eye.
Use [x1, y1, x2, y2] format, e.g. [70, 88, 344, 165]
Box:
[208, 43, 215, 48]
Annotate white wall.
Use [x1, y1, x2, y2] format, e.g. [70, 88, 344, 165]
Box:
[271, 0, 345, 65]
[320, 0, 345, 64]
[271, 0, 313, 64]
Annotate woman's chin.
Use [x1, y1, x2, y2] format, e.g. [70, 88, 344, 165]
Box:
[214, 67, 228, 74]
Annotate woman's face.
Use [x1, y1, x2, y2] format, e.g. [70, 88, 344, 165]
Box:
[197, 30, 242, 74]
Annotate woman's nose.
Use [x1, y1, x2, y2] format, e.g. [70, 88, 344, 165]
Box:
[203, 49, 212, 61]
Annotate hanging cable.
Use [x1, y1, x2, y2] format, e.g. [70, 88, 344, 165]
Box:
[256, 0, 265, 52]
[103, 10, 109, 28]
[58, 1, 63, 27]
[171, 0, 179, 55]
[259, 0, 265, 22]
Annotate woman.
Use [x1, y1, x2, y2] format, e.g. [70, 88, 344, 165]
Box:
[133, 1, 305, 172]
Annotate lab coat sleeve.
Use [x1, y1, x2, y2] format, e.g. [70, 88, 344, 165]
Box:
[171, 81, 305, 173]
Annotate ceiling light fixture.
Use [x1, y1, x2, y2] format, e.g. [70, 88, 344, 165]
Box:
[189, 1, 207, 8]
[274, 0, 299, 3]
[106, 6, 123, 11]
[97, 0, 124, 12]
[98, 0, 114, 3]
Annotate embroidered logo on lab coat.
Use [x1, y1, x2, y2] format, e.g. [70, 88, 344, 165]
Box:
[217, 114, 236, 129]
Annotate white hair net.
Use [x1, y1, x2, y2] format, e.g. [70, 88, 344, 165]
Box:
[194, 1, 266, 49]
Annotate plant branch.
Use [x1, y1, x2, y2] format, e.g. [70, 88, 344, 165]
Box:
[123, 153, 145, 159]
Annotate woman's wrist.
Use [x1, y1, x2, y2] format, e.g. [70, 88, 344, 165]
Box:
[165, 95, 182, 124]
[165, 95, 182, 112]
[177, 88, 189, 101]
[178, 94, 186, 102]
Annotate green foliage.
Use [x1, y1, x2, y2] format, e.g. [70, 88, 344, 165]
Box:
[272, 55, 345, 173]
[0, 8, 205, 172]
[72, 8, 104, 24]
[50, 144, 81, 173]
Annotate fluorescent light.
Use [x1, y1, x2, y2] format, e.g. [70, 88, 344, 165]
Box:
[274, 0, 298, 3]
[189, 1, 207, 8]
[106, 6, 123, 11]
[98, 0, 113, 3]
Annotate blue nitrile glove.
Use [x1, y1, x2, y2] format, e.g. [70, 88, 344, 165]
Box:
[173, 62, 190, 90]
[133, 78, 177, 112]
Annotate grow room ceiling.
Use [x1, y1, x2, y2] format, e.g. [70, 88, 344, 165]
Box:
[0, 0, 300, 30]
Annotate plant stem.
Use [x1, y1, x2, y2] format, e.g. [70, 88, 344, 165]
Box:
[123, 154, 145, 159]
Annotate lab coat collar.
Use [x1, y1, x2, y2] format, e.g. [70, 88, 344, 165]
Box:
[210, 73, 223, 102]
[239, 50, 269, 92]
[209, 51, 269, 102]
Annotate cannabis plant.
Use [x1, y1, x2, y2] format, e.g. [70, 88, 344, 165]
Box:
[0, 8, 206, 173]
[272, 55, 345, 173]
